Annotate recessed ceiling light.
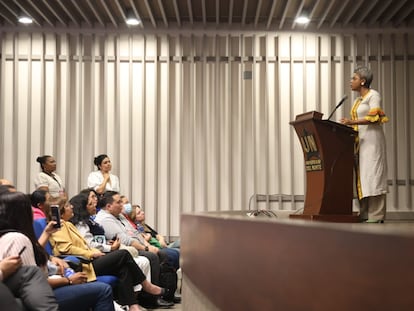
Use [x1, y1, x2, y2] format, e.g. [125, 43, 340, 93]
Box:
[295, 15, 310, 24]
[18, 15, 33, 24]
[126, 17, 140, 25]
[126, 11, 140, 26]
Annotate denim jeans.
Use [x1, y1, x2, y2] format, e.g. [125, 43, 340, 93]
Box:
[160, 247, 180, 270]
[53, 281, 114, 311]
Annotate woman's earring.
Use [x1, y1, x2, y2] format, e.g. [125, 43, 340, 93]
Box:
[361, 82, 364, 86]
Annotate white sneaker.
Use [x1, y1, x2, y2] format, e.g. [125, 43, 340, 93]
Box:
[113, 301, 127, 311]
[176, 267, 182, 294]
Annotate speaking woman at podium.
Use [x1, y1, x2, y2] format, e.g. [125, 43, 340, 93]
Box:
[340, 66, 388, 223]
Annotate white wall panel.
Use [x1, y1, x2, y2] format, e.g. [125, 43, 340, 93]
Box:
[266, 44, 278, 206]
[279, 61, 292, 195]
[292, 63, 305, 196]
[1, 30, 414, 238]
[169, 59, 183, 228]
[16, 58, 29, 190]
[305, 63, 316, 112]
[1, 59, 14, 180]
[30, 59, 43, 189]
[230, 59, 242, 210]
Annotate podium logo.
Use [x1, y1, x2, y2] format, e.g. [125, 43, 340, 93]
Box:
[305, 159, 322, 171]
[300, 134, 318, 153]
[300, 132, 323, 171]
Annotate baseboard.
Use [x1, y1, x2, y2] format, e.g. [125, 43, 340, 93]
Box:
[385, 211, 414, 220]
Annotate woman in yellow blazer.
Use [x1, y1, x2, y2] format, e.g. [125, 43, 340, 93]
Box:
[49, 199, 172, 311]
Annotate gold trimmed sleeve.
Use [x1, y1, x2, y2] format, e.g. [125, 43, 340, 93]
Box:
[364, 107, 389, 123]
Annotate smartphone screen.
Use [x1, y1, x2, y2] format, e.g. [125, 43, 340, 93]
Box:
[50, 205, 61, 228]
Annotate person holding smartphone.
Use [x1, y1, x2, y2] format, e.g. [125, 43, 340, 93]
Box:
[50, 205, 61, 229]
[0, 191, 115, 311]
[48, 197, 173, 310]
[0, 253, 59, 311]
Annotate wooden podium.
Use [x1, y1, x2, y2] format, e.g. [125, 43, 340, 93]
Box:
[290, 111, 359, 222]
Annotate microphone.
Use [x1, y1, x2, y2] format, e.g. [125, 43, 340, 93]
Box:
[327, 95, 348, 121]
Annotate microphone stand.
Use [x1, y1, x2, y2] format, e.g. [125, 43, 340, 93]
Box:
[327, 95, 348, 121]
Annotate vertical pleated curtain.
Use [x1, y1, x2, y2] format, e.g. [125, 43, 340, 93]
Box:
[0, 30, 413, 237]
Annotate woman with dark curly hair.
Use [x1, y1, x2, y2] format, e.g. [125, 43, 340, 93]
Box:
[69, 189, 151, 284]
[49, 197, 173, 310]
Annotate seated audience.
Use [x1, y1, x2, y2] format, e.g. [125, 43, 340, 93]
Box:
[120, 196, 180, 270]
[48, 197, 173, 310]
[34, 155, 66, 198]
[69, 189, 151, 283]
[30, 189, 57, 254]
[87, 154, 120, 194]
[0, 191, 115, 311]
[31, 189, 51, 220]
[95, 191, 177, 303]
[0, 236, 59, 311]
[120, 198, 138, 230]
[134, 205, 180, 270]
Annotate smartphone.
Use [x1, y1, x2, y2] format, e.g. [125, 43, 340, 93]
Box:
[50, 205, 61, 229]
[18, 246, 26, 256]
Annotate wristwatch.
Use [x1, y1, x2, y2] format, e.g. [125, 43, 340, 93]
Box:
[144, 246, 149, 251]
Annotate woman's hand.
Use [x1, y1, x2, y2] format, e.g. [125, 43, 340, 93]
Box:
[157, 235, 168, 248]
[69, 272, 88, 285]
[143, 233, 151, 241]
[44, 221, 59, 235]
[109, 238, 121, 251]
[38, 221, 59, 248]
[340, 118, 353, 125]
[96, 172, 111, 194]
[147, 245, 159, 254]
[0, 256, 22, 279]
[91, 251, 105, 258]
[50, 256, 69, 275]
[102, 172, 110, 182]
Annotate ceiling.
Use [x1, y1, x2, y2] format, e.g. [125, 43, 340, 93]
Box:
[0, 0, 414, 32]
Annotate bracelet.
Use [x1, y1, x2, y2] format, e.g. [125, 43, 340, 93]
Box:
[66, 277, 72, 285]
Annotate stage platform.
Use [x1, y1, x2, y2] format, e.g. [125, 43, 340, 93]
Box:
[181, 211, 414, 311]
